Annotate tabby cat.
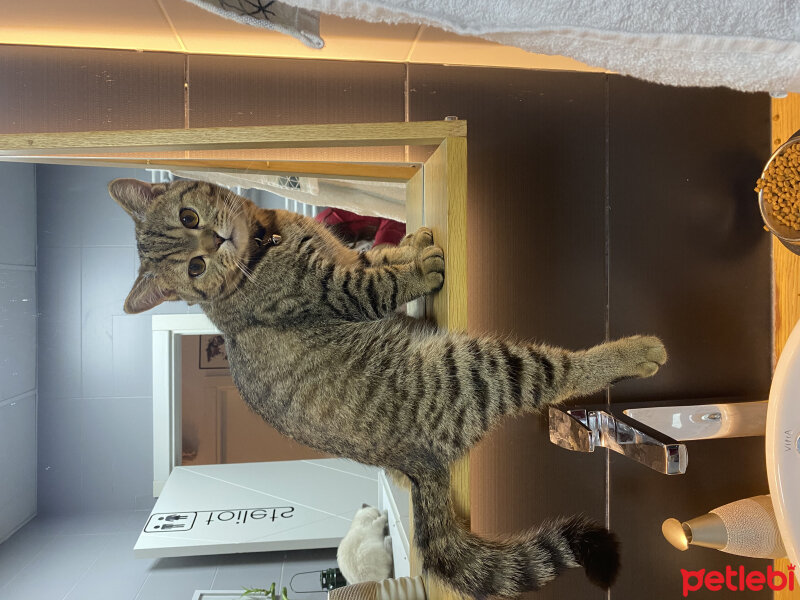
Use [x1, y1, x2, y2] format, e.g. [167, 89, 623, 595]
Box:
[109, 178, 667, 598]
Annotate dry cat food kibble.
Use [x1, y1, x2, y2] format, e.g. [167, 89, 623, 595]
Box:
[756, 143, 800, 231]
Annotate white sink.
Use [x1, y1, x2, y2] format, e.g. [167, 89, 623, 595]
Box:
[767, 318, 800, 567]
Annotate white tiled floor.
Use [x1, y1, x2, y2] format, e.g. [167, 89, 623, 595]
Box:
[0, 512, 336, 600]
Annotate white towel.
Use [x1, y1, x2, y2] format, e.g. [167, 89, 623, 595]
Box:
[183, 0, 323, 48]
[281, 0, 800, 93]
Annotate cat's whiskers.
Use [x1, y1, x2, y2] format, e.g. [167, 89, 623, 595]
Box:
[221, 191, 247, 239]
[223, 189, 246, 220]
[215, 190, 262, 293]
[220, 192, 234, 225]
[232, 254, 258, 286]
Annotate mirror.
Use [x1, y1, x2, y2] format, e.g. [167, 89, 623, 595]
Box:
[0, 120, 465, 565]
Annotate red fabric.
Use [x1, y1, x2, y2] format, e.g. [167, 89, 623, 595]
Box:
[315, 208, 405, 246]
[373, 217, 406, 246]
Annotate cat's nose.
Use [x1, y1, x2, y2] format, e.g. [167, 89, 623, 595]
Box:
[214, 233, 225, 249]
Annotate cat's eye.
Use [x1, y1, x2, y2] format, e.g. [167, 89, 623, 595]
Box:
[188, 257, 206, 277]
[180, 208, 199, 229]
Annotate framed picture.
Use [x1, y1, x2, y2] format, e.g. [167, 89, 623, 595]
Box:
[200, 334, 229, 369]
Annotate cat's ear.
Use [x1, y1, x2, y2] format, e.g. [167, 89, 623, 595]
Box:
[108, 179, 157, 221]
[124, 272, 178, 314]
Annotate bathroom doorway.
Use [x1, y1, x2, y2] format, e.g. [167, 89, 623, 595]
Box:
[180, 334, 329, 466]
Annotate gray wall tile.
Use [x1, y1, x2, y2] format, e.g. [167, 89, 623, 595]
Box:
[35, 166, 88, 249]
[0, 163, 35, 266]
[112, 315, 153, 398]
[37, 397, 85, 515]
[80, 246, 137, 399]
[37, 165, 145, 249]
[37, 246, 82, 400]
[38, 396, 153, 515]
[79, 398, 118, 512]
[81, 178, 138, 249]
[0, 394, 36, 542]
[0, 268, 36, 401]
[0, 164, 37, 542]
[81, 397, 153, 512]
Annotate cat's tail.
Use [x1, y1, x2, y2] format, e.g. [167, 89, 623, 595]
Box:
[410, 470, 619, 598]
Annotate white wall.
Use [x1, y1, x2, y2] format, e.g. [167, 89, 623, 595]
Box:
[0, 163, 37, 541]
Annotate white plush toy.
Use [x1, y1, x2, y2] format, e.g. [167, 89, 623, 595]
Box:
[337, 505, 394, 584]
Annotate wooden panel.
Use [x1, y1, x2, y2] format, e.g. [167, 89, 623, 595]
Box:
[409, 65, 608, 600]
[607, 78, 771, 402]
[186, 55, 408, 163]
[0, 46, 185, 134]
[607, 77, 772, 599]
[771, 92, 800, 600]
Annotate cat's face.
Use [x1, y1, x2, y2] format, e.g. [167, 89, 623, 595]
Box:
[109, 178, 253, 313]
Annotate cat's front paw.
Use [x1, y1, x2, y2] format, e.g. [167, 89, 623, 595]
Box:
[400, 227, 435, 251]
[418, 244, 445, 293]
[608, 335, 667, 379]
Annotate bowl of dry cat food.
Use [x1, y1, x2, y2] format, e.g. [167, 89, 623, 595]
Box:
[756, 130, 800, 254]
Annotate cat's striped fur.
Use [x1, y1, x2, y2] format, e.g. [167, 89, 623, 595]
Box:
[110, 178, 667, 598]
